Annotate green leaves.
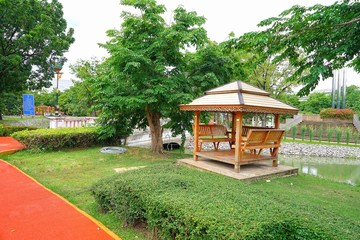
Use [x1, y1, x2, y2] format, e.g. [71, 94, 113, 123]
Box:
[0, 0, 74, 97]
[233, 0, 360, 96]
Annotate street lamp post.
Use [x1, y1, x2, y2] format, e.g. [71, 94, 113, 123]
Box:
[54, 63, 63, 116]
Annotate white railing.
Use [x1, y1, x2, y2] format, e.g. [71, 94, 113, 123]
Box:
[48, 117, 97, 128]
[353, 114, 360, 132]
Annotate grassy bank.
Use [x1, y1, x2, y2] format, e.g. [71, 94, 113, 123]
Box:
[3, 147, 360, 239]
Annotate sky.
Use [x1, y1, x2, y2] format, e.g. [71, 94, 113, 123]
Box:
[55, 0, 360, 92]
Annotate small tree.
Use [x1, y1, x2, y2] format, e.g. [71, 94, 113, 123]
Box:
[308, 126, 314, 142]
[345, 127, 352, 145]
[335, 127, 343, 144]
[301, 125, 307, 141]
[317, 125, 323, 142]
[326, 126, 334, 143]
[354, 132, 359, 145]
[291, 125, 297, 141]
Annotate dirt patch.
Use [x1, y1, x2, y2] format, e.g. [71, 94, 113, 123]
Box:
[113, 166, 146, 173]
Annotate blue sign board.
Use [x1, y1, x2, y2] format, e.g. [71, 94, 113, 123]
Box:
[23, 94, 35, 116]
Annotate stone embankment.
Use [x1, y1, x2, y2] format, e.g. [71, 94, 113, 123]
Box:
[186, 139, 360, 159]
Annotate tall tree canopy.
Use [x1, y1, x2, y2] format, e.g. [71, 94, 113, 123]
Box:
[59, 58, 101, 116]
[231, 0, 360, 96]
[97, 0, 235, 153]
[0, 0, 74, 117]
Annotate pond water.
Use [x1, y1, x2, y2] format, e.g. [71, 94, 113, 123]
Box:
[279, 155, 360, 186]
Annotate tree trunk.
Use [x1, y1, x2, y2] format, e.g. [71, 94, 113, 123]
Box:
[146, 106, 163, 153]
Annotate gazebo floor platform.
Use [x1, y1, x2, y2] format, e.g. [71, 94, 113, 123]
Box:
[195, 150, 276, 165]
[178, 156, 298, 181]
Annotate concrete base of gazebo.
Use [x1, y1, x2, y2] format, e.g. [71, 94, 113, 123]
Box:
[178, 158, 298, 181]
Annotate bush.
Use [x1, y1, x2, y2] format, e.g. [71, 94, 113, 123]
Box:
[11, 127, 101, 151]
[320, 108, 354, 120]
[91, 165, 355, 240]
[0, 124, 38, 136]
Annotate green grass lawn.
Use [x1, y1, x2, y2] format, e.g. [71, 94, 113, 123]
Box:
[3, 147, 188, 240]
[2, 147, 360, 239]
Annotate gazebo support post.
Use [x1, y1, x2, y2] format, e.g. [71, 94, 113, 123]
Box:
[274, 114, 280, 129]
[231, 112, 236, 143]
[273, 114, 281, 167]
[234, 112, 243, 173]
[193, 111, 200, 161]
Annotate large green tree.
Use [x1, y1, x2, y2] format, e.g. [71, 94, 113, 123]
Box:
[300, 92, 331, 114]
[232, 0, 360, 96]
[0, 0, 74, 118]
[59, 58, 100, 116]
[346, 85, 360, 113]
[97, 0, 234, 153]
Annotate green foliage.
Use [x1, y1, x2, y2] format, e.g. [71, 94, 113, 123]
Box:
[354, 132, 359, 145]
[278, 94, 301, 109]
[300, 92, 331, 114]
[92, 165, 359, 240]
[291, 125, 297, 140]
[326, 126, 334, 143]
[0, 0, 74, 115]
[301, 125, 307, 141]
[96, 0, 237, 152]
[0, 124, 37, 136]
[320, 108, 355, 120]
[11, 127, 101, 151]
[346, 85, 360, 114]
[247, 57, 299, 97]
[345, 128, 352, 145]
[335, 127, 343, 144]
[308, 126, 314, 142]
[0, 92, 22, 115]
[317, 125, 323, 142]
[234, 1, 360, 96]
[59, 58, 101, 116]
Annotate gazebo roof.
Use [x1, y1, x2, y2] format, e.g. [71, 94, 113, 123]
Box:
[180, 81, 298, 114]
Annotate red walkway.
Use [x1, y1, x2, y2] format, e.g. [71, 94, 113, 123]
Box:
[0, 137, 121, 240]
[0, 137, 25, 156]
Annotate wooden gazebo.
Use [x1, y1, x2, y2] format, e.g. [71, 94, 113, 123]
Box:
[180, 81, 298, 172]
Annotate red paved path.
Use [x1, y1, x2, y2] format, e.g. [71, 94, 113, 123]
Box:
[0, 137, 25, 155]
[0, 137, 121, 240]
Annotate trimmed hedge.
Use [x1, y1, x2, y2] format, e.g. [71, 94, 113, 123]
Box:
[0, 124, 38, 136]
[92, 165, 359, 239]
[320, 108, 354, 120]
[11, 127, 101, 151]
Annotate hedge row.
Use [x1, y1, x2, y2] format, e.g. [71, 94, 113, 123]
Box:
[91, 165, 359, 239]
[320, 108, 354, 120]
[11, 127, 101, 151]
[0, 124, 38, 136]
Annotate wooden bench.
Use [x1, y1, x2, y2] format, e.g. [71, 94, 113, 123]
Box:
[194, 124, 232, 151]
[234, 129, 285, 172]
